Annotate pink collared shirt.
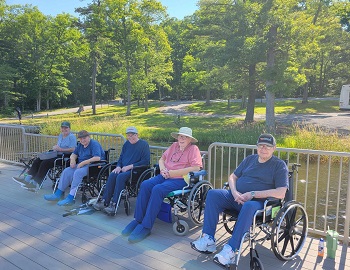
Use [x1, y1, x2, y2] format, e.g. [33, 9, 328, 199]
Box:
[162, 142, 202, 171]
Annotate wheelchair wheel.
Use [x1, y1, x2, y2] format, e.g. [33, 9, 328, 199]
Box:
[173, 220, 189, 236]
[97, 164, 112, 192]
[222, 211, 236, 235]
[135, 168, 155, 196]
[187, 181, 213, 226]
[271, 201, 308, 261]
[250, 257, 264, 270]
[124, 199, 130, 216]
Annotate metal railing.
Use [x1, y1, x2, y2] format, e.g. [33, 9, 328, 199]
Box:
[208, 142, 350, 244]
[0, 125, 349, 244]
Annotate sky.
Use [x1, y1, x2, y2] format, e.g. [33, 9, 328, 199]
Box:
[6, 0, 198, 19]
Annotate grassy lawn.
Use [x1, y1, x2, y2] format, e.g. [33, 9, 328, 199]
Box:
[1, 98, 348, 152]
[187, 99, 339, 115]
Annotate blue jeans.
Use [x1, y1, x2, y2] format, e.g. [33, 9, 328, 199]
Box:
[102, 171, 132, 204]
[134, 174, 187, 229]
[202, 189, 264, 250]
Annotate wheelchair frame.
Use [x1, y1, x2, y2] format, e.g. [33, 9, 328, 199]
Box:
[221, 163, 308, 270]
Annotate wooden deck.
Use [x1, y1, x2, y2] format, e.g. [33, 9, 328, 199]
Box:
[1, 162, 349, 270]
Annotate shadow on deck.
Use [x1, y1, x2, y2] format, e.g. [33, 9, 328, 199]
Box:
[0, 162, 349, 270]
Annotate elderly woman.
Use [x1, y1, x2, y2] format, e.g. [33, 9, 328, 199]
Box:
[122, 127, 202, 243]
[12, 121, 76, 189]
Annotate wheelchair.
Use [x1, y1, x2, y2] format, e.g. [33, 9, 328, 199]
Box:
[162, 170, 213, 236]
[221, 163, 308, 270]
[94, 163, 154, 216]
[52, 149, 114, 203]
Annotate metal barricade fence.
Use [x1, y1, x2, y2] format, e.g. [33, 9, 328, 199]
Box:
[1, 125, 349, 244]
[208, 142, 350, 245]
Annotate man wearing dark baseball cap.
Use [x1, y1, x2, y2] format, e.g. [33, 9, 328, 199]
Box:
[44, 129, 105, 206]
[191, 133, 288, 267]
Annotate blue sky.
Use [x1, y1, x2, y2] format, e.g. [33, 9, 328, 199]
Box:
[6, 0, 198, 19]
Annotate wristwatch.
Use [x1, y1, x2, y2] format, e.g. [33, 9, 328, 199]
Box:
[250, 191, 255, 198]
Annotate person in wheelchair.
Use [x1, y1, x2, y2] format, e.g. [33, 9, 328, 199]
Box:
[191, 134, 289, 267]
[12, 121, 76, 189]
[93, 126, 150, 214]
[44, 130, 105, 206]
[122, 127, 202, 243]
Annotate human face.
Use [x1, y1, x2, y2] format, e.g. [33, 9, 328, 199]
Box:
[79, 136, 90, 147]
[257, 143, 275, 162]
[127, 133, 138, 144]
[60, 126, 70, 136]
[177, 135, 191, 150]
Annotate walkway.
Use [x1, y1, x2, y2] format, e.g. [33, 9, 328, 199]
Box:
[0, 162, 349, 270]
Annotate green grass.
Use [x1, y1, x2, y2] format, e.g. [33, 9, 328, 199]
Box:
[187, 99, 339, 115]
[1, 99, 348, 152]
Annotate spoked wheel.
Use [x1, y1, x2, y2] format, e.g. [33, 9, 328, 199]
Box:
[124, 199, 130, 216]
[135, 168, 155, 195]
[187, 181, 213, 226]
[173, 220, 189, 236]
[250, 257, 264, 270]
[271, 201, 308, 261]
[222, 210, 239, 234]
[96, 164, 112, 192]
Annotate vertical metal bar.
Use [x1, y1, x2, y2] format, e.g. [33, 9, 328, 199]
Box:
[313, 155, 320, 231]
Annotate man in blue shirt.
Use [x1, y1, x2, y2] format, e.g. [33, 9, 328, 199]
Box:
[94, 126, 150, 215]
[191, 134, 289, 267]
[44, 130, 105, 206]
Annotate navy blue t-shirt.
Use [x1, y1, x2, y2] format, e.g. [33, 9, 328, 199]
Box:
[73, 139, 105, 164]
[116, 139, 150, 167]
[234, 154, 289, 194]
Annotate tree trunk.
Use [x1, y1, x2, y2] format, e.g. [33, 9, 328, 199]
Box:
[126, 62, 132, 116]
[92, 57, 97, 115]
[36, 91, 41, 111]
[245, 64, 257, 123]
[205, 89, 210, 105]
[302, 83, 308, 104]
[265, 25, 277, 134]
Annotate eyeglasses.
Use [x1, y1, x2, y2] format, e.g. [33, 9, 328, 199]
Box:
[257, 144, 274, 150]
[126, 133, 136, 137]
[170, 151, 184, 162]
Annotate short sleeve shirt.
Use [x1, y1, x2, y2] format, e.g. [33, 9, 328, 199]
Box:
[57, 133, 76, 150]
[73, 139, 105, 164]
[162, 142, 202, 172]
[234, 154, 289, 194]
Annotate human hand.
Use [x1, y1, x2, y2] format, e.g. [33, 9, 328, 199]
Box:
[240, 192, 254, 203]
[121, 165, 132, 172]
[160, 168, 170, 179]
[232, 190, 245, 205]
[52, 145, 60, 151]
[70, 160, 76, 168]
[113, 166, 121, 174]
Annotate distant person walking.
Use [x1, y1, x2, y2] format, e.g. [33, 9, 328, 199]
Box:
[15, 107, 22, 124]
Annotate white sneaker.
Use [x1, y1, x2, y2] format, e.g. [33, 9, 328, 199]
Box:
[213, 244, 236, 266]
[190, 234, 216, 254]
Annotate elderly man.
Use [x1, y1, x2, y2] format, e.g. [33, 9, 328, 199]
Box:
[44, 130, 105, 206]
[191, 134, 289, 267]
[93, 126, 150, 214]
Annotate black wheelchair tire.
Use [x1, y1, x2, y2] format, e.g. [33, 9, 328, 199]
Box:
[250, 256, 264, 270]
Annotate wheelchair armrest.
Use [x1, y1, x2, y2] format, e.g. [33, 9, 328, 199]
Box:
[131, 165, 150, 173]
[188, 170, 207, 185]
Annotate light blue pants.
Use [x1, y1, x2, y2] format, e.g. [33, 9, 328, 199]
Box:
[103, 171, 132, 204]
[202, 189, 264, 250]
[134, 174, 187, 229]
[58, 166, 89, 196]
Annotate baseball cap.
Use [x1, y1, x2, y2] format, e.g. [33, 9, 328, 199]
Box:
[61, 121, 71, 128]
[257, 134, 276, 146]
[126, 126, 138, 134]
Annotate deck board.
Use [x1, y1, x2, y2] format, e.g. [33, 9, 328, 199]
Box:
[0, 162, 349, 270]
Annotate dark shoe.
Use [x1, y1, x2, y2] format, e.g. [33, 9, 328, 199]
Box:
[122, 220, 139, 236]
[12, 176, 28, 185]
[128, 224, 151, 243]
[22, 181, 37, 190]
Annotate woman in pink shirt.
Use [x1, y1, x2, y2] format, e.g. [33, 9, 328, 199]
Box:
[122, 127, 202, 243]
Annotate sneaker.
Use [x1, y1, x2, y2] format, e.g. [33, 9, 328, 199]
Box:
[191, 234, 216, 254]
[104, 202, 117, 215]
[213, 244, 236, 266]
[12, 176, 28, 185]
[93, 199, 107, 211]
[22, 180, 37, 190]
